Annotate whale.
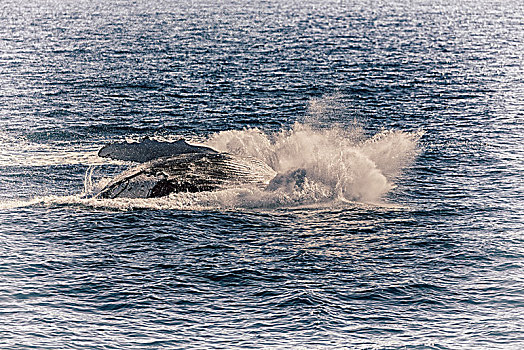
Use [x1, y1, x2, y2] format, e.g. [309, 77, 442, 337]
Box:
[95, 138, 276, 199]
[98, 137, 217, 163]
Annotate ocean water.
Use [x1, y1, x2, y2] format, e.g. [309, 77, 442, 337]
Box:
[1, 0, 523, 348]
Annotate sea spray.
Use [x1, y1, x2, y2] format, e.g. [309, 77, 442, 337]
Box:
[206, 122, 421, 204]
[83, 166, 96, 196]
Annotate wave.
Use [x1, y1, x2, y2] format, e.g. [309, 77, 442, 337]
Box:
[0, 138, 119, 167]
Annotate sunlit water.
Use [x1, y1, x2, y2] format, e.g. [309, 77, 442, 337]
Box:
[1, 0, 523, 349]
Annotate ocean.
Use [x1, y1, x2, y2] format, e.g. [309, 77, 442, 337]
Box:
[0, 0, 523, 348]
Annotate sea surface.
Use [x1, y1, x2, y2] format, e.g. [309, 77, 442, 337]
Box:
[1, 0, 523, 349]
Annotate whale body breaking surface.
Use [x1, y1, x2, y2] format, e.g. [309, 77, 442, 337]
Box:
[96, 139, 277, 199]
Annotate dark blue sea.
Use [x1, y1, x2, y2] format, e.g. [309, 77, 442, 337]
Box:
[1, 0, 523, 348]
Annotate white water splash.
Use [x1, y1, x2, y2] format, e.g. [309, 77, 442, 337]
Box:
[206, 122, 421, 206]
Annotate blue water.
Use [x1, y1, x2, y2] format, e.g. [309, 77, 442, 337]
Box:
[1, 0, 523, 348]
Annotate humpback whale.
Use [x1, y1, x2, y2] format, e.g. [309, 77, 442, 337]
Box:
[98, 137, 216, 162]
[96, 138, 276, 199]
